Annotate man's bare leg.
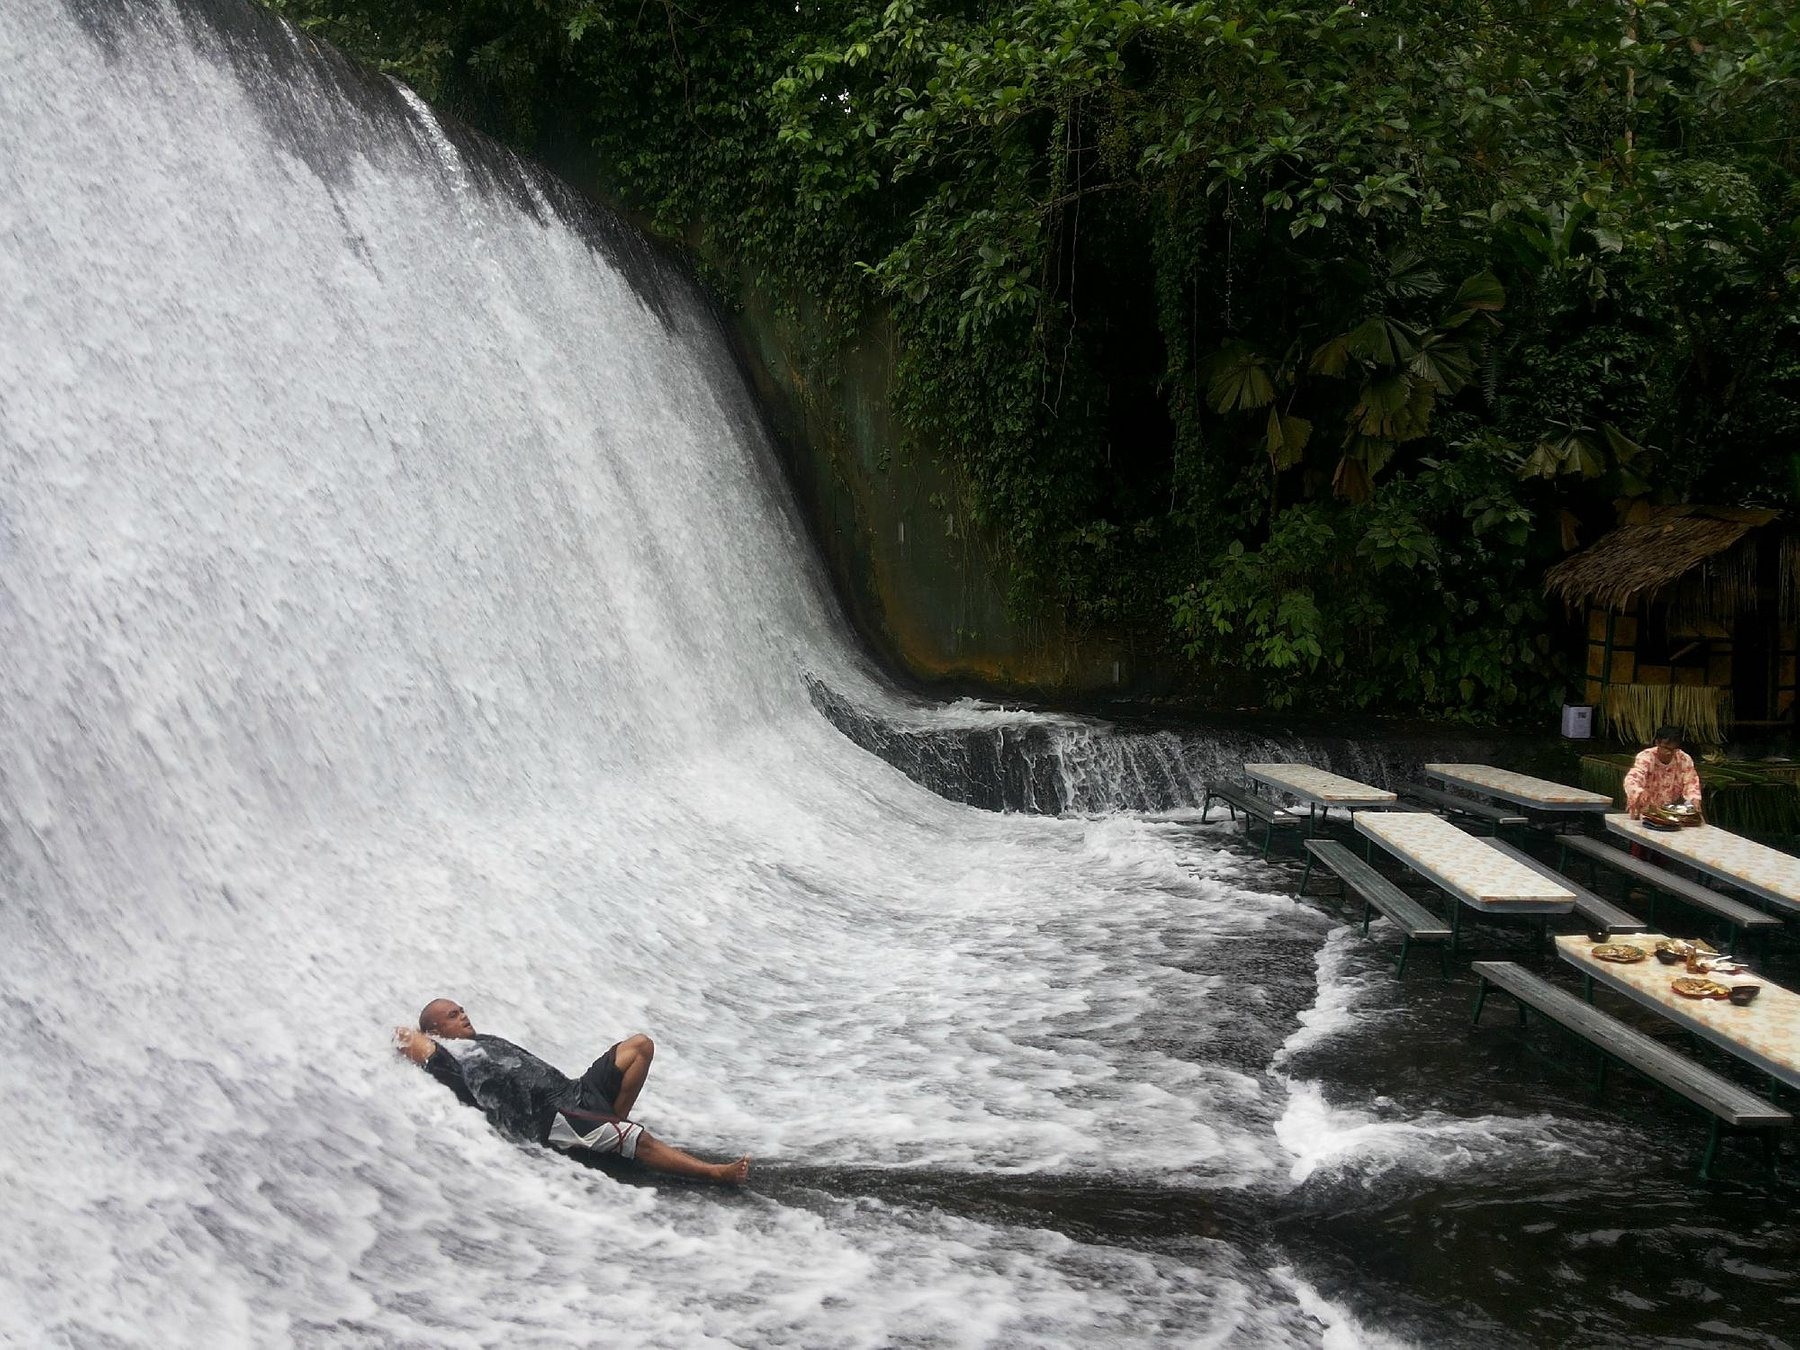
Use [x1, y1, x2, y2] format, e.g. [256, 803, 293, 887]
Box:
[610, 1034, 654, 1118]
[633, 1133, 750, 1185]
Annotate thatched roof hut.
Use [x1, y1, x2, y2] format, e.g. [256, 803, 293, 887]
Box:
[1544, 505, 1793, 742]
[1544, 505, 1781, 626]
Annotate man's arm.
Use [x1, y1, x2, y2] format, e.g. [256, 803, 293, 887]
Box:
[395, 1027, 481, 1109]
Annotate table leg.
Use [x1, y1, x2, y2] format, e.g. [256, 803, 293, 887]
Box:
[1699, 1119, 1721, 1181]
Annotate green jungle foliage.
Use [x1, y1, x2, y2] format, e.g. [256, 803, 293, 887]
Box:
[265, 0, 1800, 718]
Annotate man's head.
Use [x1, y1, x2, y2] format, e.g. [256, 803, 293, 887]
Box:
[420, 999, 475, 1039]
[1653, 724, 1684, 762]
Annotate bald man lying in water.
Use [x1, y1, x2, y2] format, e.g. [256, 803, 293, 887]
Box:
[395, 999, 750, 1185]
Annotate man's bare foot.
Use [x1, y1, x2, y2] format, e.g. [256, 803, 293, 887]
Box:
[712, 1156, 750, 1185]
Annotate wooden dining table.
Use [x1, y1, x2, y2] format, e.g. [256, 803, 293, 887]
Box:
[1556, 933, 1800, 1091]
[1356, 810, 1574, 956]
[1243, 764, 1396, 829]
[1604, 814, 1800, 917]
[1424, 763, 1614, 816]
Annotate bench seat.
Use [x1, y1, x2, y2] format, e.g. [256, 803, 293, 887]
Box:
[1557, 834, 1781, 943]
[1202, 780, 1301, 857]
[1302, 838, 1450, 975]
[1471, 961, 1790, 1177]
[1486, 840, 1648, 935]
[1398, 781, 1528, 832]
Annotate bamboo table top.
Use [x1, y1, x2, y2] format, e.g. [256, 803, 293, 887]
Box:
[1424, 763, 1614, 812]
[1355, 811, 1575, 913]
[1604, 815, 1800, 914]
[1556, 934, 1800, 1090]
[1243, 763, 1396, 808]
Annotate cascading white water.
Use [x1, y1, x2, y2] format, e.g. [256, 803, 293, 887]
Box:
[0, 3, 1513, 1345]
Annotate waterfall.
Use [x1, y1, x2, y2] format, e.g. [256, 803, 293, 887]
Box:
[2, 3, 1450, 1345]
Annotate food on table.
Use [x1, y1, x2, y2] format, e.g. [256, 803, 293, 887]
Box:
[1591, 943, 1648, 963]
[1671, 976, 1732, 1000]
[1656, 939, 1716, 957]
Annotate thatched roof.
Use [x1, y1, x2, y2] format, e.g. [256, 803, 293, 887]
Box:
[1544, 506, 1781, 616]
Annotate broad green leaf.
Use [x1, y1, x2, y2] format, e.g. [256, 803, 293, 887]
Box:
[1450, 270, 1505, 312]
[1204, 342, 1276, 412]
[1309, 333, 1352, 377]
[1601, 423, 1645, 464]
[1265, 408, 1312, 470]
[1332, 454, 1372, 503]
[1383, 249, 1442, 300]
[1353, 373, 1434, 439]
[1568, 437, 1604, 478]
[1519, 442, 1560, 478]
[1355, 436, 1398, 478]
[1345, 317, 1419, 366]
[1527, 433, 1603, 479]
[1409, 337, 1473, 394]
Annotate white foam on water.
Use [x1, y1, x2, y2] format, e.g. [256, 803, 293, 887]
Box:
[1272, 1080, 1584, 1187]
[2, 1, 1581, 1343]
[1273, 1268, 1420, 1350]
[1268, 916, 1591, 1188]
[1275, 924, 1389, 1065]
[0, 2, 1407, 1343]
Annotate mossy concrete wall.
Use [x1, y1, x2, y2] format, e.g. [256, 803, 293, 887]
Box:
[727, 278, 1174, 699]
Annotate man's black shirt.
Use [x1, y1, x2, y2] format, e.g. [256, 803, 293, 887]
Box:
[423, 1034, 581, 1144]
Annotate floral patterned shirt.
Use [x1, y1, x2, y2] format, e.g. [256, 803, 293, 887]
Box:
[1623, 747, 1702, 815]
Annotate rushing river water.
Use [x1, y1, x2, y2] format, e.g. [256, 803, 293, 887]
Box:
[3, 2, 1796, 1346]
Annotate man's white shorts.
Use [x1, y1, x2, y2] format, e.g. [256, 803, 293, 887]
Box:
[547, 1111, 642, 1160]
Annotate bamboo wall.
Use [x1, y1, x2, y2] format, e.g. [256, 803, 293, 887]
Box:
[1580, 601, 1798, 742]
